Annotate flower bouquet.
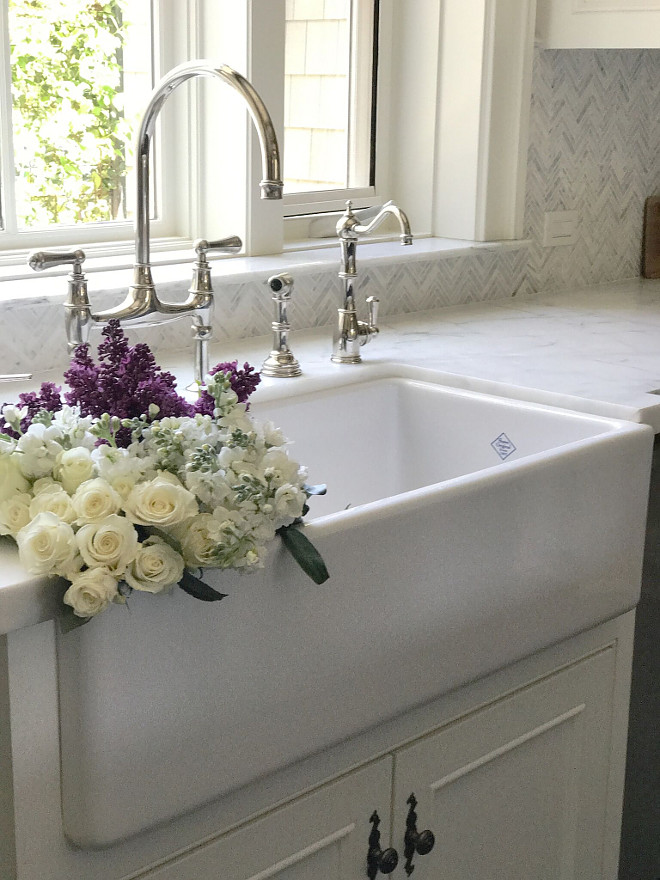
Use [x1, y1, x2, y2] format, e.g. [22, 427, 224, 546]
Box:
[0, 321, 327, 627]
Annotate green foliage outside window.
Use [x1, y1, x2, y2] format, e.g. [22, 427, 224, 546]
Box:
[9, 0, 133, 227]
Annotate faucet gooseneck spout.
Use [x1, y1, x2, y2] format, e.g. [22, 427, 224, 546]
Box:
[28, 60, 283, 385]
[97, 59, 283, 324]
[332, 200, 412, 364]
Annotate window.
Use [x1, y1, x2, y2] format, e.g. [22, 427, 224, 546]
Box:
[283, 0, 378, 215]
[0, 0, 155, 254]
[0, 0, 536, 268]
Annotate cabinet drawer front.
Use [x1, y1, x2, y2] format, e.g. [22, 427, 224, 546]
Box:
[393, 648, 617, 880]
[139, 758, 392, 880]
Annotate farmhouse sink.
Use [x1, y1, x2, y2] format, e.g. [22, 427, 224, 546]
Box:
[56, 366, 653, 847]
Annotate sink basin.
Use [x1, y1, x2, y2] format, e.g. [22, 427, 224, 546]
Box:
[56, 367, 653, 847]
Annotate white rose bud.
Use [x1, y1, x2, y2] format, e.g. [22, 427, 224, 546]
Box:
[75, 514, 139, 575]
[0, 453, 30, 503]
[0, 492, 31, 536]
[29, 483, 76, 523]
[16, 512, 76, 575]
[63, 567, 119, 618]
[125, 537, 185, 594]
[124, 472, 198, 527]
[72, 478, 122, 523]
[55, 446, 95, 494]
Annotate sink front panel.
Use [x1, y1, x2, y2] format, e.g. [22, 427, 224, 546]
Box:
[55, 376, 653, 848]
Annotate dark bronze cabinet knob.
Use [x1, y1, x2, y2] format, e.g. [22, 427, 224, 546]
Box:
[403, 794, 436, 875]
[367, 810, 399, 879]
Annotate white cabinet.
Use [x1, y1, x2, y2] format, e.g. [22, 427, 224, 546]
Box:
[3, 613, 633, 880]
[138, 636, 626, 880]
[141, 760, 393, 880]
[392, 646, 619, 880]
[536, 0, 660, 48]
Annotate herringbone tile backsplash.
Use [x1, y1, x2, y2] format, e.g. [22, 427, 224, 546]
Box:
[525, 48, 660, 291]
[4, 48, 660, 373]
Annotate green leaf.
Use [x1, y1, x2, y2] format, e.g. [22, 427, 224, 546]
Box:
[278, 525, 329, 585]
[58, 606, 92, 634]
[178, 570, 228, 602]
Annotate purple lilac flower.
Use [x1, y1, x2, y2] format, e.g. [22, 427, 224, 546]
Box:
[195, 361, 261, 416]
[63, 321, 193, 446]
[0, 382, 64, 437]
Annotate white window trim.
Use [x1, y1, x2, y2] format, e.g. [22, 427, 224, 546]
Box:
[0, 0, 536, 285]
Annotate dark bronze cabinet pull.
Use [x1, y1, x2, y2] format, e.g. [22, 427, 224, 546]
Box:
[403, 794, 435, 875]
[367, 810, 399, 879]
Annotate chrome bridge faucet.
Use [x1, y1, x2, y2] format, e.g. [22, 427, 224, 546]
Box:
[332, 200, 412, 364]
[28, 60, 283, 385]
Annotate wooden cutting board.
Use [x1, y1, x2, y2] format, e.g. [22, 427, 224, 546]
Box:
[642, 195, 660, 279]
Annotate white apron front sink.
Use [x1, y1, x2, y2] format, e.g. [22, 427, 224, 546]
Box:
[56, 366, 653, 847]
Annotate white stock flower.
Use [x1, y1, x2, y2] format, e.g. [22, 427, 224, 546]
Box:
[124, 537, 185, 594]
[16, 512, 77, 575]
[92, 444, 154, 498]
[1, 404, 27, 431]
[261, 420, 286, 448]
[75, 514, 139, 575]
[0, 492, 31, 536]
[262, 449, 305, 486]
[29, 483, 76, 523]
[15, 423, 64, 479]
[273, 484, 307, 523]
[0, 452, 30, 503]
[124, 472, 198, 527]
[55, 446, 95, 493]
[72, 478, 122, 523]
[63, 567, 119, 618]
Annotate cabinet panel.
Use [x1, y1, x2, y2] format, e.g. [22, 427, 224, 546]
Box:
[393, 647, 617, 880]
[536, 0, 660, 47]
[140, 758, 392, 880]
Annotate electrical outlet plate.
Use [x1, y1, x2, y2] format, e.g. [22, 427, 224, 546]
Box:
[543, 210, 578, 247]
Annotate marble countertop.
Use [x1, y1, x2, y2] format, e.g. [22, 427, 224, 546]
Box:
[2, 275, 659, 635]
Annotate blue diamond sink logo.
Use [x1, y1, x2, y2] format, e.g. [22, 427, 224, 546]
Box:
[491, 432, 516, 460]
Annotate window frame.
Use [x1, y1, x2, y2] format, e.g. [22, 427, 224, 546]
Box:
[0, 0, 537, 273]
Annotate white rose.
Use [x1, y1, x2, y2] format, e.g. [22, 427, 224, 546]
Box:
[125, 537, 185, 594]
[63, 567, 118, 618]
[273, 484, 306, 522]
[72, 478, 122, 523]
[16, 512, 76, 575]
[75, 514, 139, 575]
[0, 452, 30, 503]
[55, 447, 95, 493]
[124, 472, 198, 527]
[29, 483, 76, 523]
[172, 513, 224, 567]
[0, 492, 31, 536]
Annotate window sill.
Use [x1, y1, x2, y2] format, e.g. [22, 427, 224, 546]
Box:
[0, 236, 531, 307]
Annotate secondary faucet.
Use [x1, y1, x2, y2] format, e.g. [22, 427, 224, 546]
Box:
[28, 60, 283, 385]
[332, 200, 412, 364]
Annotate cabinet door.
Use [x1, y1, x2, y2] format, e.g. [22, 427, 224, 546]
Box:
[141, 758, 392, 880]
[393, 647, 618, 880]
[536, 0, 660, 48]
